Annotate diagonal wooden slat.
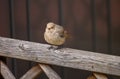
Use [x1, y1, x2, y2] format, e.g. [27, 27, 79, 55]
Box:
[87, 73, 108, 79]
[20, 65, 42, 79]
[0, 60, 16, 79]
[39, 64, 61, 79]
[93, 73, 108, 79]
[87, 75, 96, 79]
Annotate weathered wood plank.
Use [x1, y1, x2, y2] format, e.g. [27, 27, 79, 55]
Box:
[20, 65, 42, 79]
[0, 37, 120, 76]
[0, 61, 16, 79]
[39, 64, 61, 79]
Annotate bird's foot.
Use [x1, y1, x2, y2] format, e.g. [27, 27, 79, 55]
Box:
[48, 45, 64, 50]
[48, 45, 58, 50]
[57, 45, 64, 49]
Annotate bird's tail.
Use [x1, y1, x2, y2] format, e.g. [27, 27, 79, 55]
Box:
[64, 30, 72, 39]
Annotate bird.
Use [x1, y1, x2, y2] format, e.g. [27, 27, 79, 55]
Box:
[44, 22, 68, 49]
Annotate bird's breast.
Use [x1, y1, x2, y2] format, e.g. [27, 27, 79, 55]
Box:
[44, 32, 66, 45]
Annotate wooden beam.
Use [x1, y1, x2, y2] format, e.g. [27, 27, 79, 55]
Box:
[39, 64, 61, 79]
[0, 37, 120, 76]
[0, 61, 16, 79]
[20, 65, 42, 79]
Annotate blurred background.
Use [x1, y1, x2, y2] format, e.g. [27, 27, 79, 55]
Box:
[0, 0, 120, 79]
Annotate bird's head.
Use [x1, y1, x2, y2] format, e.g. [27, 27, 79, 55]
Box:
[46, 22, 55, 30]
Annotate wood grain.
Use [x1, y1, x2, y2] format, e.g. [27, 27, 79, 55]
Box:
[0, 61, 16, 79]
[20, 65, 42, 79]
[39, 64, 61, 79]
[0, 37, 120, 76]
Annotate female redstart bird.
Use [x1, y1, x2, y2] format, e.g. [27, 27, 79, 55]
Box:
[44, 22, 68, 49]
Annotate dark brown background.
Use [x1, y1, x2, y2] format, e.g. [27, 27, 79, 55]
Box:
[0, 0, 120, 79]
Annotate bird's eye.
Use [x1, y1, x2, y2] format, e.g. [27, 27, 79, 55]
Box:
[48, 28, 51, 30]
[47, 25, 55, 30]
[51, 25, 55, 29]
[51, 26, 54, 29]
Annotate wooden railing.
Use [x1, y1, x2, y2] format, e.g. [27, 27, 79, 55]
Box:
[0, 36, 120, 79]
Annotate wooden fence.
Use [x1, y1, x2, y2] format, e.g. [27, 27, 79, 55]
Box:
[0, 36, 120, 79]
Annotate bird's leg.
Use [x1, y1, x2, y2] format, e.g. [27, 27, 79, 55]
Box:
[56, 45, 64, 49]
[48, 45, 54, 50]
[48, 45, 58, 50]
[48, 45, 64, 50]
